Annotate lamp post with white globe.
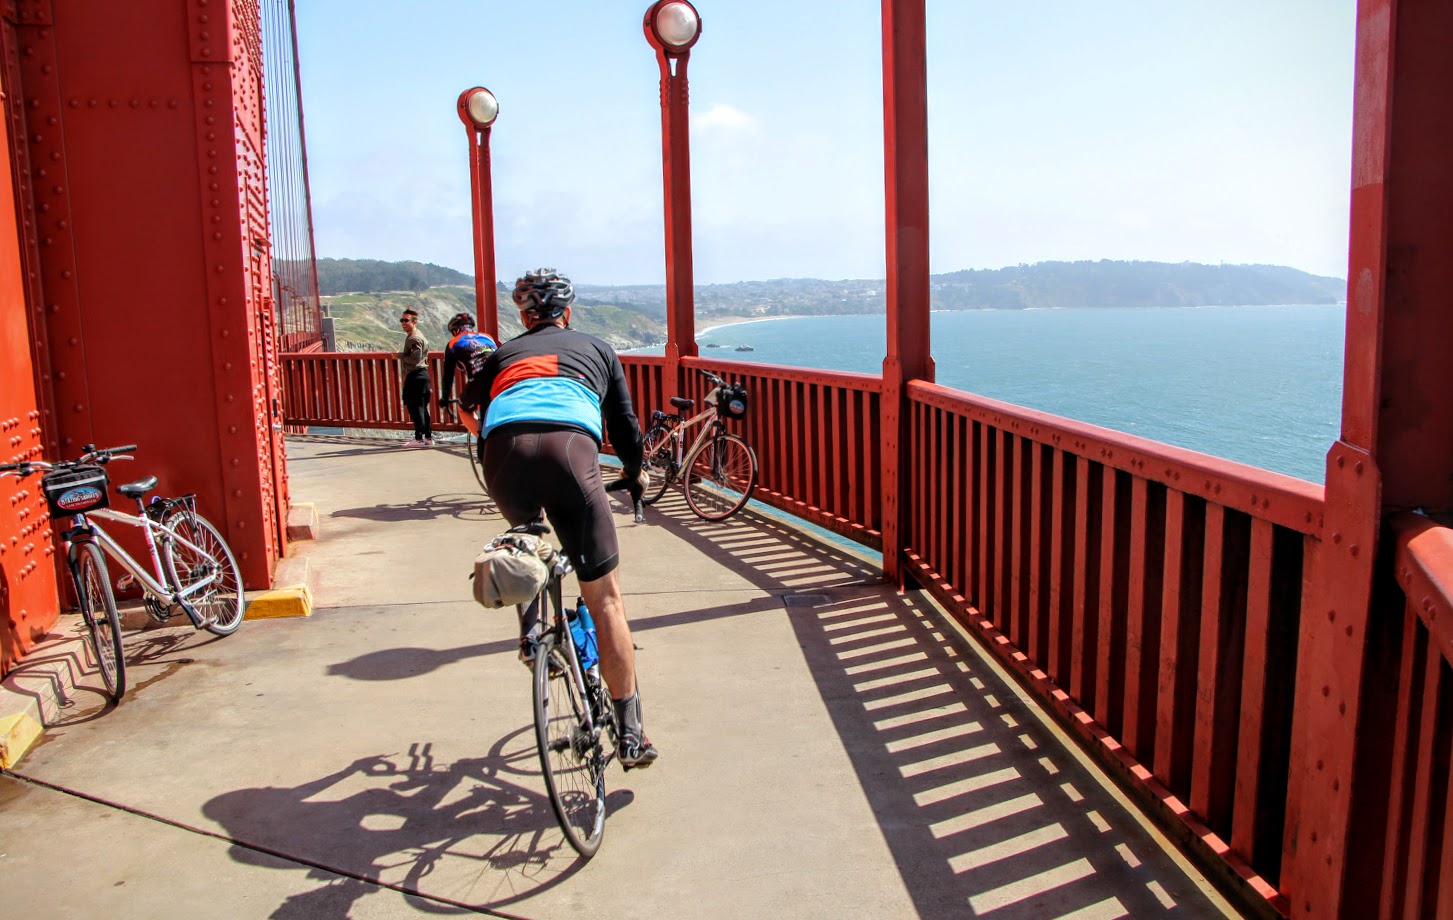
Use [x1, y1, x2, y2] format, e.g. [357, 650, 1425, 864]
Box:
[644, 0, 702, 392]
[457, 86, 501, 342]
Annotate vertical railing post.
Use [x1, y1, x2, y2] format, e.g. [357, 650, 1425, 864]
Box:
[644, 1, 702, 403]
[879, 0, 934, 585]
[1283, 1, 1453, 915]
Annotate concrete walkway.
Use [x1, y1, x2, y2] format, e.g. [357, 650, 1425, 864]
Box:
[0, 435, 1243, 918]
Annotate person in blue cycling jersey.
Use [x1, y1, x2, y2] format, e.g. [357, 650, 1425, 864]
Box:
[460, 268, 657, 769]
[439, 312, 497, 433]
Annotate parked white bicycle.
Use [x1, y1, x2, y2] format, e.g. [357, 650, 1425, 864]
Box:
[0, 444, 245, 702]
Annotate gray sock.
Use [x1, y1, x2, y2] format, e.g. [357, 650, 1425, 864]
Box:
[613, 691, 644, 737]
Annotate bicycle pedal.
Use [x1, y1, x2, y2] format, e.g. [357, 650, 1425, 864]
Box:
[116, 574, 135, 592]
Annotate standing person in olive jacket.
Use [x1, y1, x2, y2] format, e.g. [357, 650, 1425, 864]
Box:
[398, 309, 433, 447]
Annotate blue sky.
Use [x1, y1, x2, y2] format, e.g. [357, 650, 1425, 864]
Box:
[294, 1, 1356, 286]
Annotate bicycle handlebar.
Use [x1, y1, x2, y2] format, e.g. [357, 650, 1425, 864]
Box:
[0, 444, 137, 477]
[88, 444, 137, 463]
[605, 476, 646, 523]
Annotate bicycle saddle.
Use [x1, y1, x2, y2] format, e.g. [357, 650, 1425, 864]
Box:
[670, 396, 695, 410]
[507, 518, 552, 536]
[117, 475, 159, 498]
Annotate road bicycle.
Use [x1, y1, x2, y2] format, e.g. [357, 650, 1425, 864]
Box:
[508, 520, 618, 858]
[466, 430, 487, 491]
[641, 369, 758, 521]
[494, 482, 643, 858]
[441, 399, 488, 491]
[0, 444, 246, 702]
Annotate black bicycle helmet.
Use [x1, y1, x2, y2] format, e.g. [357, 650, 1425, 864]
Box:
[511, 268, 575, 319]
[448, 312, 475, 335]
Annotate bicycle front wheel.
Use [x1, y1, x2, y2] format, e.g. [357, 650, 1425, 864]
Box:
[684, 432, 758, 521]
[76, 542, 125, 701]
[533, 632, 607, 858]
[164, 510, 245, 636]
[467, 431, 488, 491]
[639, 429, 673, 506]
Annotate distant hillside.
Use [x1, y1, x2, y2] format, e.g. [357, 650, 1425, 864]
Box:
[575, 260, 1345, 318]
[317, 258, 1344, 352]
[322, 286, 667, 353]
[317, 258, 472, 295]
[930, 261, 1345, 311]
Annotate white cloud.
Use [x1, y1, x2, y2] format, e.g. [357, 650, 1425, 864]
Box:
[692, 103, 760, 133]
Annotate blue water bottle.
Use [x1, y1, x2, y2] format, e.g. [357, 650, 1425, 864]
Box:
[569, 598, 599, 671]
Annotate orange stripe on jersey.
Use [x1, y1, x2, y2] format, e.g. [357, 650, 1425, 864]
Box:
[492, 355, 559, 398]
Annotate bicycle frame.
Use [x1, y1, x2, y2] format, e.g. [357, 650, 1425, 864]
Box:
[71, 507, 219, 602]
[655, 404, 722, 472]
[532, 555, 600, 735]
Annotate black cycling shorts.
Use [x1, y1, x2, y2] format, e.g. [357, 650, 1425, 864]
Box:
[481, 424, 620, 582]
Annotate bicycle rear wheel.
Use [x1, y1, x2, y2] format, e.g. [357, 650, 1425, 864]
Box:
[164, 510, 245, 635]
[76, 542, 125, 701]
[639, 428, 673, 506]
[467, 431, 488, 491]
[533, 631, 607, 857]
[684, 432, 758, 521]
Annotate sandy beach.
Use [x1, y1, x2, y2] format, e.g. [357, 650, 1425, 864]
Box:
[695, 313, 818, 338]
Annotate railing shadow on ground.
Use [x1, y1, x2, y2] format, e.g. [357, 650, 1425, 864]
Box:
[1, 617, 116, 727]
[637, 487, 1236, 917]
[202, 733, 624, 918]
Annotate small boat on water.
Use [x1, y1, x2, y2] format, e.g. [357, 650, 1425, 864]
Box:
[735, 345, 755, 352]
[704, 342, 721, 348]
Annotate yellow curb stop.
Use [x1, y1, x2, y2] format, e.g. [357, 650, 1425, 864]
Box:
[245, 585, 313, 619]
[0, 712, 43, 769]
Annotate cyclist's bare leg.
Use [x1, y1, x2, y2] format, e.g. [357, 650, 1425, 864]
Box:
[579, 570, 635, 697]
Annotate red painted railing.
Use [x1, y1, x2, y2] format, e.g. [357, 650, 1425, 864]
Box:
[902, 381, 1322, 906]
[280, 351, 467, 432]
[1376, 513, 1453, 918]
[282, 349, 1453, 914]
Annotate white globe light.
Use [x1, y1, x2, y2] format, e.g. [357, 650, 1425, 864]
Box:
[654, 2, 699, 48]
[466, 89, 498, 127]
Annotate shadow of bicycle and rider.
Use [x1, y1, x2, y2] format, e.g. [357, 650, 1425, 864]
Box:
[202, 732, 632, 918]
[331, 491, 497, 524]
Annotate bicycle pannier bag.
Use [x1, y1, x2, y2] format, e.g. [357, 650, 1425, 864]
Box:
[41, 465, 110, 516]
[472, 533, 554, 608]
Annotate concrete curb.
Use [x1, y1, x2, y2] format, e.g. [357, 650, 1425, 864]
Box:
[0, 615, 90, 768]
[286, 502, 319, 541]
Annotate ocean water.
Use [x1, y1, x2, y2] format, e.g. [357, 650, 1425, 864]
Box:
[630, 304, 1345, 483]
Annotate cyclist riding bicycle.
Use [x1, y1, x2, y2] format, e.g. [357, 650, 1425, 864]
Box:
[440, 311, 498, 435]
[460, 268, 657, 769]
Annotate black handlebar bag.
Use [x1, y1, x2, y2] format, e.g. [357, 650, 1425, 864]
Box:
[711, 382, 750, 421]
[42, 465, 111, 516]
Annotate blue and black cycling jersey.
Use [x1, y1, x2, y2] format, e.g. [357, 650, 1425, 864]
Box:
[459, 323, 644, 473]
[441, 330, 497, 403]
